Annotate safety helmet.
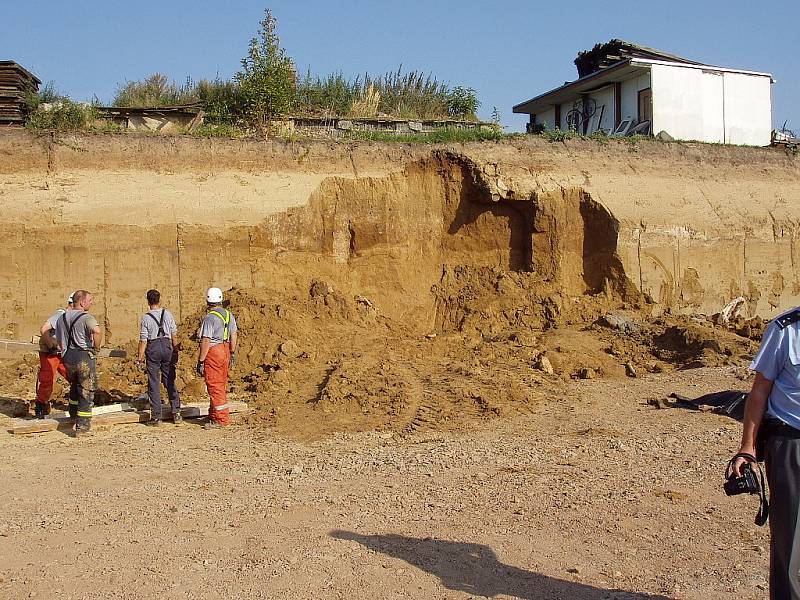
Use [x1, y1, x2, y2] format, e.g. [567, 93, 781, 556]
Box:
[206, 287, 223, 303]
[68, 292, 75, 304]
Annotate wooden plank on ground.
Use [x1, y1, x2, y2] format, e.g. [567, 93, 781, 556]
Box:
[9, 402, 249, 435]
[0, 339, 127, 358]
[49, 403, 134, 418]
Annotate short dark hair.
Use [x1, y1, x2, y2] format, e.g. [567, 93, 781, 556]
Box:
[146, 289, 161, 305]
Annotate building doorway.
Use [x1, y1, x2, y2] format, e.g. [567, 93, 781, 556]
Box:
[638, 88, 652, 124]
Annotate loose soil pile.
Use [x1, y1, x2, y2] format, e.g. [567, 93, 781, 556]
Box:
[1, 271, 763, 439]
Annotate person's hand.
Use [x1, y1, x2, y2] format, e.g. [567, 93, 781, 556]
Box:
[229, 352, 237, 368]
[134, 358, 146, 373]
[731, 451, 756, 477]
[196, 361, 205, 377]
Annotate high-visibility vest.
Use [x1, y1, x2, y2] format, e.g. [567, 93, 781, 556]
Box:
[209, 308, 231, 342]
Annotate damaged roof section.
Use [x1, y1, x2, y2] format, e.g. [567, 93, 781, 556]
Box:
[573, 39, 701, 78]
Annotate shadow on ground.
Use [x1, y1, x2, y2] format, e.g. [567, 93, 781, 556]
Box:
[331, 531, 671, 600]
[0, 396, 29, 419]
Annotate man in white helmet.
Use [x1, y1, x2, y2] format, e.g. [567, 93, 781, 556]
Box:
[33, 292, 74, 418]
[196, 287, 238, 429]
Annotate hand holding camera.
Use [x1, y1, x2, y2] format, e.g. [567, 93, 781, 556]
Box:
[724, 452, 768, 526]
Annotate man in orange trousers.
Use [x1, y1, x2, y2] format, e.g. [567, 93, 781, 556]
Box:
[196, 287, 238, 429]
[34, 293, 73, 418]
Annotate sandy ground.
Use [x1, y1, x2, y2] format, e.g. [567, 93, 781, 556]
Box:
[0, 366, 770, 600]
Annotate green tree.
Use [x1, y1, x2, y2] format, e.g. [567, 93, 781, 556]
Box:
[235, 9, 296, 133]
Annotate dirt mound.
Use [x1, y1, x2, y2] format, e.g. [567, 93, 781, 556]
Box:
[1, 276, 763, 438]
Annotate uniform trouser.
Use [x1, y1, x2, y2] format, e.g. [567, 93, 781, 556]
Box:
[36, 352, 67, 404]
[204, 343, 230, 425]
[63, 348, 97, 431]
[145, 338, 180, 419]
[766, 434, 800, 599]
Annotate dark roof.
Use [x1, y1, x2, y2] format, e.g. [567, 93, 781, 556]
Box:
[0, 61, 42, 85]
[574, 39, 700, 77]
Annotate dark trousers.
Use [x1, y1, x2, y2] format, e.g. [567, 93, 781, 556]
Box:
[766, 434, 800, 599]
[63, 348, 97, 431]
[145, 338, 180, 419]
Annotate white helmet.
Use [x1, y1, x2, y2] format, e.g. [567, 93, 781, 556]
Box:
[68, 292, 75, 304]
[206, 287, 223, 303]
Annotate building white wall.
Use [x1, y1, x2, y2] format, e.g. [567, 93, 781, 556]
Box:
[651, 64, 771, 145]
[723, 72, 772, 146]
[620, 73, 651, 123]
[534, 107, 556, 130]
[587, 85, 614, 133]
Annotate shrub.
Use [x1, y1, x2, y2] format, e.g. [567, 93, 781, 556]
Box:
[196, 78, 246, 125]
[296, 70, 356, 116]
[113, 73, 198, 107]
[447, 86, 479, 118]
[26, 99, 94, 131]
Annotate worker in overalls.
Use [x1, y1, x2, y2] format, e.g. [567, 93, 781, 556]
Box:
[196, 287, 237, 429]
[54, 290, 101, 437]
[135, 289, 182, 426]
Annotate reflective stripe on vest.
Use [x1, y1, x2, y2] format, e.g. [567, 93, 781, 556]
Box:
[214, 403, 230, 411]
[209, 309, 230, 342]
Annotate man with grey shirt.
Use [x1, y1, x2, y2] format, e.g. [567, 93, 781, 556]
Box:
[54, 290, 102, 437]
[135, 289, 181, 425]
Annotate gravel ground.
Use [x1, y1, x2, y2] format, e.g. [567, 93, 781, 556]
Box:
[0, 367, 770, 600]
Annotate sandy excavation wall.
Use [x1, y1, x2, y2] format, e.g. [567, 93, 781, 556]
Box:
[1, 130, 799, 344]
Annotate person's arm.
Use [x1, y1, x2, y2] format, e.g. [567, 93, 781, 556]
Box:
[90, 325, 102, 351]
[40, 321, 53, 336]
[199, 337, 211, 363]
[171, 334, 181, 350]
[137, 340, 146, 362]
[733, 373, 773, 476]
[40, 320, 57, 350]
[229, 330, 238, 355]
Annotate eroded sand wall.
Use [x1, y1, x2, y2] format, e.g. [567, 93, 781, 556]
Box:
[2, 130, 799, 343]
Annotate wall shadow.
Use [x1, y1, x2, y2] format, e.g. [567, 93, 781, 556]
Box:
[331, 531, 671, 600]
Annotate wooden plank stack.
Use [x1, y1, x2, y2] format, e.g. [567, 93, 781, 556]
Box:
[0, 61, 41, 126]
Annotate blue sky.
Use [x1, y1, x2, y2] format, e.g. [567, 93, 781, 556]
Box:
[4, 0, 798, 132]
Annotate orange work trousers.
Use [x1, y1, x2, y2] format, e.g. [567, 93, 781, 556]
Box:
[37, 352, 67, 404]
[204, 343, 231, 425]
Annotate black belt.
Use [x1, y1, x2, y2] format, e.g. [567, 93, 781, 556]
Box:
[763, 417, 800, 439]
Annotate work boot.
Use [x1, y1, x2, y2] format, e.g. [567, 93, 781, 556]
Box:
[74, 428, 93, 438]
[34, 402, 51, 419]
[145, 418, 161, 427]
[203, 419, 222, 430]
[172, 412, 183, 425]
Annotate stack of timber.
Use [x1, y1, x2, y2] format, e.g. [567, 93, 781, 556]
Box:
[0, 61, 41, 126]
[9, 401, 249, 434]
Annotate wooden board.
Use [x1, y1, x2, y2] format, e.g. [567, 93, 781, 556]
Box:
[0, 339, 127, 358]
[49, 403, 134, 418]
[9, 402, 249, 435]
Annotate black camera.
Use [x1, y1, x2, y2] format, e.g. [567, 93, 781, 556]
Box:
[724, 463, 760, 496]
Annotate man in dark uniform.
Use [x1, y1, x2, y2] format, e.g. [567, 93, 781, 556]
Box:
[54, 289, 101, 437]
[732, 306, 800, 599]
[135, 289, 181, 425]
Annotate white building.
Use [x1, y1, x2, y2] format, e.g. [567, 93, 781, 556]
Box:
[513, 40, 774, 146]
